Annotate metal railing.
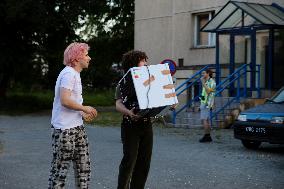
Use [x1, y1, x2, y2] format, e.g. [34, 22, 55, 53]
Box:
[172, 64, 215, 124]
[209, 64, 261, 125]
[172, 63, 261, 125]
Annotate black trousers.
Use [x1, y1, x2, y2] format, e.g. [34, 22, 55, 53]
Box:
[117, 118, 153, 189]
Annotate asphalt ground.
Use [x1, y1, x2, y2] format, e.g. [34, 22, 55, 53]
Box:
[0, 115, 283, 189]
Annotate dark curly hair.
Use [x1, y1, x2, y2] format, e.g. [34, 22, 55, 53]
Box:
[121, 50, 148, 72]
[205, 69, 213, 78]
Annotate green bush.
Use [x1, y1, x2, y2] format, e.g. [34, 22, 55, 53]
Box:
[83, 89, 115, 106]
[0, 89, 115, 115]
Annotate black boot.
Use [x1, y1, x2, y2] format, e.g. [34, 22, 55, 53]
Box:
[199, 134, 212, 143]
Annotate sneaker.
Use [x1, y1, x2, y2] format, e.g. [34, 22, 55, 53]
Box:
[199, 135, 212, 143]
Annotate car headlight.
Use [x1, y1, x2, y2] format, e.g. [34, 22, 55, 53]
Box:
[238, 115, 247, 121]
[271, 117, 284, 124]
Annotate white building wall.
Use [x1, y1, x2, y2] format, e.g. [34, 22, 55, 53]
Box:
[135, 0, 284, 101]
[135, 0, 284, 68]
[135, 0, 174, 64]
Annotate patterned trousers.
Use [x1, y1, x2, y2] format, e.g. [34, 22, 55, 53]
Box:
[48, 125, 91, 189]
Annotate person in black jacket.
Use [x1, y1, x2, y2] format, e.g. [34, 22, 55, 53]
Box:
[115, 50, 152, 189]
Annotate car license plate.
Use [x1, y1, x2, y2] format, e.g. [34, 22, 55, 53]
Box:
[245, 127, 266, 134]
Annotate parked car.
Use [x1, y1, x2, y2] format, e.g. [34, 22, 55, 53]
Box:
[234, 87, 284, 149]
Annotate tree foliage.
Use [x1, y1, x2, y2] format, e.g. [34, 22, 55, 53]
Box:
[0, 0, 134, 97]
[82, 0, 134, 89]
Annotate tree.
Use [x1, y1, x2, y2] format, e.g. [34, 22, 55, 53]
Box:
[0, 0, 134, 97]
[83, 0, 134, 89]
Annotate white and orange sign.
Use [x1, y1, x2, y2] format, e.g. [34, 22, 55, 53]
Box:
[130, 64, 178, 109]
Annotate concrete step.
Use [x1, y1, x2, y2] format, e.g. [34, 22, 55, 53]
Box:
[171, 96, 244, 129]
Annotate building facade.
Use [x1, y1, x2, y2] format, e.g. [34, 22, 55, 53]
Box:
[134, 0, 284, 96]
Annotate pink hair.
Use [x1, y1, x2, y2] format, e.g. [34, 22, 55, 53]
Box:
[63, 42, 90, 67]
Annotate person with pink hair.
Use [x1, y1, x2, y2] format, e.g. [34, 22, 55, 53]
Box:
[48, 42, 97, 189]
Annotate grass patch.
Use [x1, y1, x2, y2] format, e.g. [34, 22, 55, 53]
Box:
[0, 89, 115, 115]
[0, 90, 53, 115]
[89, 111, 122, 127]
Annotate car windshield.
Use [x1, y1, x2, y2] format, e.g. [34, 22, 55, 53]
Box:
[270, 88, 284, 103]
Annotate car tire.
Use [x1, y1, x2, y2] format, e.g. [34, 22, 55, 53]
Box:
[241, 140, 261, 149]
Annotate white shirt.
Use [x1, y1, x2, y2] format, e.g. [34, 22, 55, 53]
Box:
[51, 66, 83, 130]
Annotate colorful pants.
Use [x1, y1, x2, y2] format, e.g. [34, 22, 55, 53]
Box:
[48, 125, 91, 189]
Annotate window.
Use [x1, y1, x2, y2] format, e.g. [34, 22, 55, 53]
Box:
[194, 12, 215, 47]
[178, 58, 184, 67]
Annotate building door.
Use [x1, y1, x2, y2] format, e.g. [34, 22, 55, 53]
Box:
[229, 32, 253, 96]
[272, 29, 284, 89]
[261, 29, 284, 90]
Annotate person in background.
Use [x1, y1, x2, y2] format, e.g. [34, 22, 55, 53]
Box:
[48, 42, 97, 189]
[199, 69, 216, 143]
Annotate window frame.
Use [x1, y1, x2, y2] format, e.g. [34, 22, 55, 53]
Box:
[193, 11, 216, 48]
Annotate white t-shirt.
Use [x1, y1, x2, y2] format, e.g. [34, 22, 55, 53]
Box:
[51, 66, 83, 130]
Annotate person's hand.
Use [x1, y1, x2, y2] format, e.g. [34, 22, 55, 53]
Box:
[170, 103, 178, 110]
[82, 112, 96, 122]
[83, 106, 97, 118]
[127, 107, 140, 120]
[200, 78, 206, 87]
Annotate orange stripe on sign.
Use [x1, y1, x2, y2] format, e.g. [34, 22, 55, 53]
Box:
[161, 70, 171, 75]
[143, 75, 155, 86]
[163, 84, 175, 89]
[165, 93, 176, 98]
